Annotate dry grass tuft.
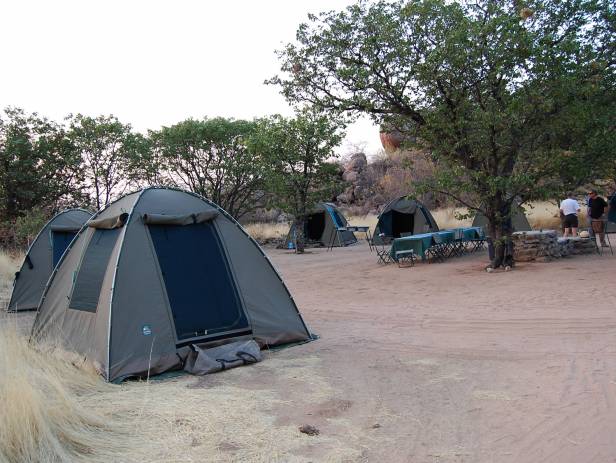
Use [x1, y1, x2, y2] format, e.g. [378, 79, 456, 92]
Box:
[0, 251, 20, 282]
[0, 251, 22, 310]
[346, 214, 379, 233]
[0, 322, 361, 462]
[525, 201, 578, 230]
[243, 222, 289, 242]
[0, 327, 123, 463]
[431, 208, 472, 229]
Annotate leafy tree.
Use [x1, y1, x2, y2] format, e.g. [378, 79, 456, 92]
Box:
[126, 134, 165, 188]
[150, 118, 264, 219]
[0, 107, 82, 221]
[270, 0, 615, 267]
[250, 110, 345, 253]
[67, 114, 143, 210]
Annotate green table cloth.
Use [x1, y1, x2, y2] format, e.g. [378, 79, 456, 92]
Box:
[434, 230, 455, 242]
[390, 233, 436, 260]
[462, 227, 484, 239]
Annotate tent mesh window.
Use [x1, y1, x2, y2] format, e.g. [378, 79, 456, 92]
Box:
[51, 231, 77, 267]
[148, 222, 249, 342]
[69, 228, 121, 313]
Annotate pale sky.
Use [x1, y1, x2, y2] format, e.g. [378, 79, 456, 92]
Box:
[0, 0, 382, 157]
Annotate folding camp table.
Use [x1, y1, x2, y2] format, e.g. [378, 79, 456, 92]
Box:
[345, 225, 372, 250]
[327, 227, 346, 251]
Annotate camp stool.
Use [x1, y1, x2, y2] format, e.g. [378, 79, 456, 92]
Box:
[394, 249, 416, 268]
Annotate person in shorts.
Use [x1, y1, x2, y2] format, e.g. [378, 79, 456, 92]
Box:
[588, 189, 608, 247]
[560, 192, 580, 238]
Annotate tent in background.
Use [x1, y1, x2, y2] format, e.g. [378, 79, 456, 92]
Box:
[472, 206, 532, 235]
[8, 208, 92, 312]
[31, 187, 311, 382]
[372, 197, 438, 244]
[284, 203, 357, 249]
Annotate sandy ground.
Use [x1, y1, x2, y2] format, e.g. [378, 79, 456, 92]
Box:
[2, 243, 616, 462]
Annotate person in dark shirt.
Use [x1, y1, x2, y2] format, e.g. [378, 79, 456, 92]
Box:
[608, 188, 616, 224]
[588, 190, 608, 247]
[585, 193, 594, 237]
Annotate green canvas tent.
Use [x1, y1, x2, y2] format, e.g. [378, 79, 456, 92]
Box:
[372, 197, 438, 245]
[31, 187, 311, 382]
[472, 207, 531, 235]
[284, 203, 357, 249]
[8, 208, 93, 312]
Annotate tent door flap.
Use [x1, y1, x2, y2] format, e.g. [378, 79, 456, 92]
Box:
[148, 221, 250, 343]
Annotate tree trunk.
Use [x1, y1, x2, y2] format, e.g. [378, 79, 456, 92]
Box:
[294, 216, 306, 254]
[487, 200, 514, 269]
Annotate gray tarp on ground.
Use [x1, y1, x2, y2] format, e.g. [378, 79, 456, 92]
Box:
[372, 197, 439, 245]
[8, 209, 93, 312]
[183, 340, 262, 375]
[283, 203, 357, 249]
[31, 187, 311, 382]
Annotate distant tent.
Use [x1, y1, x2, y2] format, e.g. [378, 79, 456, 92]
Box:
[372, 197, 438, 244]
[8, 209, 92, 312]
[472, 206, 531, 235]
[31, 187, 311, 382]
[284, 203, 357, 249]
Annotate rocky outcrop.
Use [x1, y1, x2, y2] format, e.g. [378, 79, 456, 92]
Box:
[337, 151, 370, 207]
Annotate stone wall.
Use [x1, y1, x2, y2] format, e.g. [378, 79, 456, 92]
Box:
[512, 230, 597, 262]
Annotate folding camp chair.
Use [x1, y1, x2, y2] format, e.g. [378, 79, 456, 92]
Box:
[469, 228, 487, 253]
[374, 234, 393, 264]
[446, 229, 465, 257]
[426, 234, 446, 263]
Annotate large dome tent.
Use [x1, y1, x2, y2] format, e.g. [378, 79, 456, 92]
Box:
[284, 203, 357, 249]
[372, 197, 438, 244]
[8, 208, 93, 312]
[31, 187, 311, 382]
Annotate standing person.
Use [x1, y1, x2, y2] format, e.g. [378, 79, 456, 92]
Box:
[588, 189, 608, 247]
[608, 188, 616, 224]
[585, 192, 594, 237]
[560, 192, 581, 238]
